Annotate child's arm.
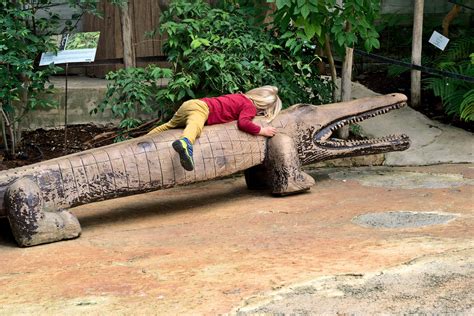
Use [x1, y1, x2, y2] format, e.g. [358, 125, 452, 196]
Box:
[238, 103, 277, 137]
[258, 126, 277, 137]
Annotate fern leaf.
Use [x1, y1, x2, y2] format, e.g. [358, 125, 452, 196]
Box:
[437, 35, 474, 64]
[460, 89, 474, 122]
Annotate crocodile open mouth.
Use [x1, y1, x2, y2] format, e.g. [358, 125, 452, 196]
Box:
[314, 101, 410, 149]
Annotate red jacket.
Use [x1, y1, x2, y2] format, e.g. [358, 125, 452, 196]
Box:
[201, 94, 261, 135]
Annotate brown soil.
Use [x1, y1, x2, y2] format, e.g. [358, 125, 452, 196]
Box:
[0, 124, 115, 171]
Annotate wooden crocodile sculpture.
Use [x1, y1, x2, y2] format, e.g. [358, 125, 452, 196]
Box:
[0, 93, 410, 247]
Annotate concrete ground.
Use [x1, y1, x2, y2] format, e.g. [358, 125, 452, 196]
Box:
[0, 81, 472, 314]
[0, 164, 472, 314]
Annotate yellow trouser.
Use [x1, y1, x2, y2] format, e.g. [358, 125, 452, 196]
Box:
[147, 99, 209, 144]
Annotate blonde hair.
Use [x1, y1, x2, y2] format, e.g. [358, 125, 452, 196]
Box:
[244, 85, 282, 122]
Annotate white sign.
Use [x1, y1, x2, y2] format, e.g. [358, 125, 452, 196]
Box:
[428, 31, 449, 51]
[40, 32, 100, 66]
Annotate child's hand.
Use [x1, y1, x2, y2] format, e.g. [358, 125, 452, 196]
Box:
[258, 126, 277, 137]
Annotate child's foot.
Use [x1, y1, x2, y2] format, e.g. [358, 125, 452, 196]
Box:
[172, 137, 194, 171]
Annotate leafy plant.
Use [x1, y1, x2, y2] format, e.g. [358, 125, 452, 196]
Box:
[92, 65, 173, 140]
[270, 0, 381, 101]
[425, 65, 473, 121]
[159, 0, 331, 103]
[424, 63, 474, 122]
[0, 0, 101, 156]
[64, 32, 100, 50]
[380, 15, 473, 122]
[95, 0, 332, 138]
[386, 56, 434, 77]
[385, 17, 471, 77]
[424, 34, 474, 121]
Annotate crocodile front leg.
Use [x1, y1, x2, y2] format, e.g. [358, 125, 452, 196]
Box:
[266, 133, 315, 196]
[5, 177, 81, 247]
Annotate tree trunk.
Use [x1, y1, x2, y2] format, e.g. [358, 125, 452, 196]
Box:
[120, 1, 135, 68]
[316, 46, 327, 75]
[157, 0, 169, 12]
[0, 104, 8, 154]
[337, 13, 352, 139]
[324, 34, 337, 102]
[0, 107, 14, 156]
[338, 46, 354, 139]
[442, 4, 461, 36]
[263, 2, 277, 25]
[411, 0, 424, 108]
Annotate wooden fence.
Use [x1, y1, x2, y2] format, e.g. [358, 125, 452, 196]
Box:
[83, 0, 166, 78]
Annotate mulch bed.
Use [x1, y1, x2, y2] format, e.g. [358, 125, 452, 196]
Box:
[0, 124, 115, 170]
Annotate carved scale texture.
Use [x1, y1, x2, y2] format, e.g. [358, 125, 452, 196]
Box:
[269, 112, 323, 166]
[0, 122, 266, 212]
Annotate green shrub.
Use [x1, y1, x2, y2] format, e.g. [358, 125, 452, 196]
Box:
[424, 35, 474, 122]
[0, 0, 101, 155]
[91, 65, 173, 141]
[382, 21, 473, 122]
[161, 0, 332, 104]
[0, 2, 61, 154]
[95, 0, 332, 137]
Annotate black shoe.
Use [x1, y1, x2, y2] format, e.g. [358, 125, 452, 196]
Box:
[172, 138, 194, 171]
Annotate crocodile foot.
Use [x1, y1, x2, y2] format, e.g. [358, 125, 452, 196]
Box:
[5, 177, 81, 247]
[272, 169, 315, 196]
[269, 133, 315, 195]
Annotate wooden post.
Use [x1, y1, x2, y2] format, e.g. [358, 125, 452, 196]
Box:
[411, 0, 424, 108]
[324, 34, 337, 102]
[338, 46, 354, 139]
[341, 47, 353, 103]
[120, 1, 135, 68]
[337, 10, 352, 139]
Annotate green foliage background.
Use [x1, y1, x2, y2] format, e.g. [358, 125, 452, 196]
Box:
[65, 32, 100, 50]
[424, 35, 474, 122]
[270, 0, 381, 53]
[0, 0, 103, 154]
[95, 0, 333, 137]
[385, 26, 474, 122]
